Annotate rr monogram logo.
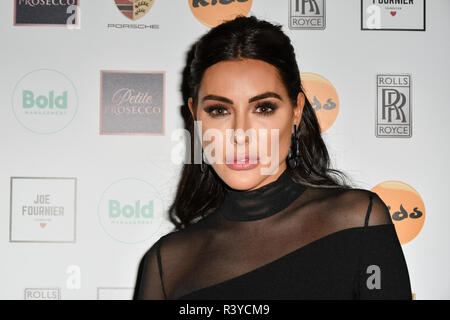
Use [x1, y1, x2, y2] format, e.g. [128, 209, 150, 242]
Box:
[381, 89, 407, 123]
[376, 74, 411, 137]
[294, 0, 320, 15]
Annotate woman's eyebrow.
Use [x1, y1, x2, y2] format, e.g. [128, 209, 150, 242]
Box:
[201, 91, 283, 104]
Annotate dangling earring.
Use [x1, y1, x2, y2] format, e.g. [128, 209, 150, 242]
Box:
[287, 124, 301, 169]
[200, 148, 209, 173]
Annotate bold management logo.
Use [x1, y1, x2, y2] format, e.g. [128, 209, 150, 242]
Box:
[97, 178, 165, 244]
[12, 69, 78, 134]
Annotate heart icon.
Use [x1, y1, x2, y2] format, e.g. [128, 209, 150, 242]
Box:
[390, 11, 397, 16]
[40, 223, 47, 228]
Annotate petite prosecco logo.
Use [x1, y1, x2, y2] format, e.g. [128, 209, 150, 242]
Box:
[14, 0, 80, 26]
[100, 70, 164, 135]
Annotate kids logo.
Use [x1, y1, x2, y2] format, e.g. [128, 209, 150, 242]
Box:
[188, 0, 253, 28]
[98, 178, 165, 244]
[114, 0, 155, 20]
[300, 72, 339, 133]
[372, 181, 425, 245]
[12, 69, 78, 134]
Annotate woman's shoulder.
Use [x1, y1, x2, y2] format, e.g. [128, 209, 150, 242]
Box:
[305, 186, 393, 230]
[338, 187, 393, 227]
[147, 223, 214, 270]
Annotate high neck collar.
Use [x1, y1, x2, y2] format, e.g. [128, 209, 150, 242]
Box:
[219, 168, 307, 222]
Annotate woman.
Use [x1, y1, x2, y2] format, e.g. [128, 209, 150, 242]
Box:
[134, 15, 412, 300]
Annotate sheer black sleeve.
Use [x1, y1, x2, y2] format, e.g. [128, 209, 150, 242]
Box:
[134, 237, 167, 300]
[355, 192, 413, 299]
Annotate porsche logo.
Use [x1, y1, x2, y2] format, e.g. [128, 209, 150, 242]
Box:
[114, 0, 155, 21]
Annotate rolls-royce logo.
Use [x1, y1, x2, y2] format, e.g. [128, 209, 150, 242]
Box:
[376, 74, 411, 138]
[289, 0, 326, 30]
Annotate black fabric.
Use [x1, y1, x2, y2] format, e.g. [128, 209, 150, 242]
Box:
[135, 168, 412, 300]
[220, 168, 307, 221]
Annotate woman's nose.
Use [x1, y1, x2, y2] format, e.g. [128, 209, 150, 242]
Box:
[233, 129, 247, 145]
[231, 115, 250, 145]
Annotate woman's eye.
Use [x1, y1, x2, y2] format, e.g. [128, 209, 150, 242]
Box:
[204, 105, 229, 117]
[255, 102, 277, 115]
[204, 102, 277, 118]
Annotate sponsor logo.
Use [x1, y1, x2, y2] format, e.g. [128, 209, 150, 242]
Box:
[100, 71, 165, 135]
[361, 0, 425, 31]
[376, 74, 411, 138]
[372, 181, 425, 245]
[301, 72, 339, 132]
[97, 178, 165, 244]
[24, 288, 61, 300]
[289, 0, 326, 30]
[12, 69, 78, 134]
[14, 0, 80, 26]
[188, 0, 252, 28]
[114, 0, 155, 20]
[10, 177, 77, 243]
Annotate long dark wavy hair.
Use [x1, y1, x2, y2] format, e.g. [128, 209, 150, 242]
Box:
[168, 15, 354, 231]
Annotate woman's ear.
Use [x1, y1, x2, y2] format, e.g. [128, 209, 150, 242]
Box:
[294, 91, 305, 127]
[188, 97, 195, 120]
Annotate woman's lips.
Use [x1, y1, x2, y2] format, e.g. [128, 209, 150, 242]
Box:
[225, 154, 259, 170]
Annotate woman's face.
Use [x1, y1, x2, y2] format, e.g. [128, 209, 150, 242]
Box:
[188, 58, 305, 191]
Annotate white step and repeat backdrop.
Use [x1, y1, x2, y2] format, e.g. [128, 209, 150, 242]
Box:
[1, 0, 449, 300]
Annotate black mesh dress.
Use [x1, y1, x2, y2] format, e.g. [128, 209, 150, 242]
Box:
[135, 168, 412, 300]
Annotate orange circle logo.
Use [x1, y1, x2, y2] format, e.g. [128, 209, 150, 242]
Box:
[300, 72, 339, 133]
[372, 181, 425, 245]
[188, 0, 253, 28]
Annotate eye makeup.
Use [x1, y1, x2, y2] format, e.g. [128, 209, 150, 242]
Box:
[203, 101, 278, 118]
